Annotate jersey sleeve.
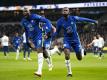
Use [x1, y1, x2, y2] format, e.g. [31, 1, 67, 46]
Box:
[74, 16, 97, 23]
[40, 18, 52, 33]
[54, 19, 62, 37]
[32, 14, 52, 32]
[20, 37, 23, 44]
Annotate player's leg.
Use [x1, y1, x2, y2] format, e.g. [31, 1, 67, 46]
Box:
[64, 48, 72, 77]
[43, 47, 53, 71]
[63, 41, 72, 77]
[98, 47, 103, 59]
[27, 49, 32, 60]
[23, 43, 27, 60]
[6, 46, 9, 57]
[49, 45, 61, 55]
[26, 44, 32, 60]
[93, 46, 97, 56]
[96, 47, 99, 56]
[43, 40, 53, 71]
[16, 46, 20, 60]
[34, 40, 43, 77]
[49, 40, 62, 56]
[72, 42, 82, 60]
[94, 47, 98, 57]
[3, 46, 7, 58]
[49, 41, 63, 55]
[34, 47, 44, 77]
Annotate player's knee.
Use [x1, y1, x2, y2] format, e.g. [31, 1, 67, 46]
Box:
[64, 52, 70, 60]
[64, 49, 70, 60]
[65, 54, 70, 60]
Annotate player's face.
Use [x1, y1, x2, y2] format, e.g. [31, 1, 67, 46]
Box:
[15, 33, 18, 36]
[97, 35, 100, 38]
[23, 10, 29, 17]
[62, 7, 70, 17]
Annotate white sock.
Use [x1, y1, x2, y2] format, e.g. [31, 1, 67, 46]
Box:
[45, 56, 53, 67]
[16, 49, 19, 60]
[49, 46, 58, 55]
[81, 49, 84, 58]
[37, 53, 43, 74]
[65, 60, 72, 74]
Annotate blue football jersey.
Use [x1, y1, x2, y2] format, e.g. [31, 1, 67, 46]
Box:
[56, 16, 96, 42]
[21, 14, 52, 43]
[12, 36, 22, 47]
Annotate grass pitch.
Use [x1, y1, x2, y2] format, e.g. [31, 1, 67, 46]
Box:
[0, 51, 107, 80]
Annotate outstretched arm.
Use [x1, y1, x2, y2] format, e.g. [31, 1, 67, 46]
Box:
[74, 16, 97, 23]
[52, 25, 56, 33]
[87, 40, 94, 47]
[54, 20, 62, 37]
[46, 25, 56, 39]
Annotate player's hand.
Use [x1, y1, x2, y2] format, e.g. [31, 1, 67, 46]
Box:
[27, 41, 35, 49]
[87, 44, 90, 48]
[44, 35, 48, 39]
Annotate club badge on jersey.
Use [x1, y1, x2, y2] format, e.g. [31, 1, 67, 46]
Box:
[66, 26, 73, 34]
[27, 24, 34, 31]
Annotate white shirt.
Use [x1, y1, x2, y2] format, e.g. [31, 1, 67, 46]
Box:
[22, 32, 26, 43]
[97, 37, 104, 48]
[92, 39, 99, 47]
[1, 35, 9, 46]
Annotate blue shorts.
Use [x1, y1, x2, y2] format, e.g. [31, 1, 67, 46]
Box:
[3, 46, 8, 52]
[44, 38, 51, 49]
[23, 43, 30, 51]
[33, 38, 52, 49]
[14, 44, 20, 50]
[93, 46, 98, 53]
[63, 40, 82, 54]
[33, 39, 42, 48]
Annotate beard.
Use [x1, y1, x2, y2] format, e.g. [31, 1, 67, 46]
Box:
[62, 14, 69, 17]
[23, 12, 30, 18]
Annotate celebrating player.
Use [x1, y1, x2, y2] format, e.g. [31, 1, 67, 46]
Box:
[39, 11, 61, 70]
[21, 8, 53, 77]
[55, 7, 97, 77]
[40, 10, 61, 57]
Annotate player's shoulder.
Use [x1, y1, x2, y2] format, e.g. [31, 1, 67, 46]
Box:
[30, 13, 36, 17]
[21, 17, 27, 24]
[30, 13, 42, 19]
[70, 16, 79, 20]
[57, 17, 63, 23]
